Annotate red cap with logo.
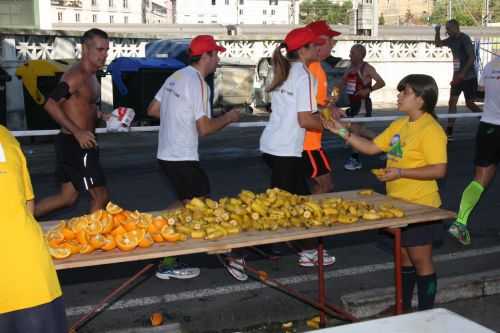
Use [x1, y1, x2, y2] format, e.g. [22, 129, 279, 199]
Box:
[284, 27, 325, 52]
[189, 35, 226, 56]
[306, 20, 341, 37]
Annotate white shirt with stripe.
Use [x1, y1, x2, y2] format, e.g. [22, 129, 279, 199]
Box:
[260, 61, 318, 157]
[154, 65, 210, 161]
[479, 57, 500, 126]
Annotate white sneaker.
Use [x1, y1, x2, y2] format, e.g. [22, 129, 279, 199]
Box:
[223, 257, 248, 281]
[298, 250, 336, 267]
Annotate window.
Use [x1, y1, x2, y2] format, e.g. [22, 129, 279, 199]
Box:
[124, 16, 128, 23]
[91, 0, 97, 6]
[271, 9, 275, 15]
[92, 14, 97, 22]
[269, 0, 278, 4]
[239, 0, 244, 4]
[123, 0, 128, 8]
[263, 9, 267, 15]
[57, 11, 62, 22]
[109, 15, 114, 23]
[225, 0, 229, 4]
[239, 9, 243, 14]
[109, 0, 114, 8]
[75, 12, 80, 22]
[212, 0, 216, 4]
[263, 20, 267, 24]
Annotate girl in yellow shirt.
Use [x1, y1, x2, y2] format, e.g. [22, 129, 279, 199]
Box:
[0, 126, 67, 332]
[323, 74, 447, 312]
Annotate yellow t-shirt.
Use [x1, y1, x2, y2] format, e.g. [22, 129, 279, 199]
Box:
[373, 113, 447, 208]
[0, 125, 62, 314]
[304, 61, 327, 151]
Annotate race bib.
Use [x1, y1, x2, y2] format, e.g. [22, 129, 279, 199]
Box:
[345, 78, 357, 95]
[0, 143, 5, 163]
[453, 58, 460, 72]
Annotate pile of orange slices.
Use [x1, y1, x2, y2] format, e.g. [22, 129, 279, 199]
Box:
[46, 202, 183, 259]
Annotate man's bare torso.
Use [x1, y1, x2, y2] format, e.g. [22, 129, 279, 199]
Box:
[60, 63, 100, 134]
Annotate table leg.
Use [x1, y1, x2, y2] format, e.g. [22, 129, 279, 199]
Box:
[386, 228, 403, 315]
[69, 263, 155, 332]
[317, 237, 326, 327]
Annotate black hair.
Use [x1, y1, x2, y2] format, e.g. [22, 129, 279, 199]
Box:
[397, 74, 438, 118]
[187, 50, 216, 65]
[81, 28, 109, 45]
[446, 19, 460, 28]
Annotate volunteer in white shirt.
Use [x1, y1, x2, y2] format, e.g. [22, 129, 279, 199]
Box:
[260, 27, 324, 195]
[147, 35, 240, 281]
[448, 55, 500, 245]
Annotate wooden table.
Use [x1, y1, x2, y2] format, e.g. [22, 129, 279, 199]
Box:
[42, 191, 456, 330]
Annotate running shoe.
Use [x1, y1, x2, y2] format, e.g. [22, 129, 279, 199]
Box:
[221, 256, 248, 281]
[156, 262, 201, 280]
[344, 156, 362, 171]
[448, 221, 471, 246]
[298, 249, 336, 267]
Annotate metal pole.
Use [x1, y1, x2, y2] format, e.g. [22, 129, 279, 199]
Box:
[372, 0, 379, 37]
[448, 0, 452, 19]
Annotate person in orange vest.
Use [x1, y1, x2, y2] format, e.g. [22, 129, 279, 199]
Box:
[297, 20, 341, 267]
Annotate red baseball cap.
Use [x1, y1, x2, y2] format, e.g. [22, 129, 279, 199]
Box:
[284, 27, 325, 52]
[306, 20, 341, 37]
[189, 35, 226, 56]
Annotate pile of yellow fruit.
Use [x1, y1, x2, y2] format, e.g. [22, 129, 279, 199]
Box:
[45, 188, 404, 259]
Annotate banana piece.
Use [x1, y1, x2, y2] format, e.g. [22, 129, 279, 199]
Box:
[358, 188, 374, 196]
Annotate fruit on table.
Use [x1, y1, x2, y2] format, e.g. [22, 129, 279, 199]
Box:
[358, 188, 374, 196]
[150, 312, 164, 326]
[46, 190, 406, 260]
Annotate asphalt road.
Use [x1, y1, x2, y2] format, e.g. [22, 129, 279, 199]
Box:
[23, 107, 500, 332]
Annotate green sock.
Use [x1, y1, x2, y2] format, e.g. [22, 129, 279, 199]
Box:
[161, 257, 177, 267]
[456, 181, 484, 226]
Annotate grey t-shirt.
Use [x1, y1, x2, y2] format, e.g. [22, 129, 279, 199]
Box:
[443, 33, 476, 80]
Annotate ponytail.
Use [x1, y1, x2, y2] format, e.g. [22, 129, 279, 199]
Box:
[267, 43, 291, 92]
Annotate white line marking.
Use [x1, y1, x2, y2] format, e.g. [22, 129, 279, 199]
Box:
[65, 245, 500, 317]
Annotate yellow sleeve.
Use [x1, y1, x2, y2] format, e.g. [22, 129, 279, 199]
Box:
[19, 147, 35, 201]
[373, 119, 404, 152]
[421, 124, 448, 164]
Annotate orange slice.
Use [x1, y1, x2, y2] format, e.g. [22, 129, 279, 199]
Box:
[151, 233, 164, 243]
[89, 234, 106, 249]
[101, 235, 117, 251]
[48, 245, 72, 259]
[138, 232, 154, 248]
[115, 232, 139, 251]
[160, 225, 182, 243]
[106, 202, 123, 214]
[46, 230, 65, 247]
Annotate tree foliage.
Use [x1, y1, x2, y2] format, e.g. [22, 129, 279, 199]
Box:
[429, 0, 498, 26]
[299, 0, 353, 25]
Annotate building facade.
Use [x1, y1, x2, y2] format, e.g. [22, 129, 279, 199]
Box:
[379, 0, 434, 25]
[174, 0, 299, 25]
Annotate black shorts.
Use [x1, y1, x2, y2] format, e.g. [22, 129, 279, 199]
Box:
[474, 122, 500, 167]
[450, 78, 477, 100]
[402, 220, 444, 247]
[347, 97, 372, 117]
[0, 296, 68, 333]
[55, 133, 106, 192]
[158, 160, 210, 201]
[302, 148, 332, 178]
[262, 153, 309, 195]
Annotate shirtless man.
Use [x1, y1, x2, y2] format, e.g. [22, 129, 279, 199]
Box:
[35, 28, 110, 217]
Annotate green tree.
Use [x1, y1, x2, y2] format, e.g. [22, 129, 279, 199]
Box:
[430, 0, 484, 26]
[379, 13, 385, 25]
[299, 0, 353, 25]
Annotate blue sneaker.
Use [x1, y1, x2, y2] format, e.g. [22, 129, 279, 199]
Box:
[156, 262, 200, 280]
[344, 156, 362, 171]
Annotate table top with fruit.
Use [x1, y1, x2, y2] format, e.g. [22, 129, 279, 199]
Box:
[42, 188, 455, 270]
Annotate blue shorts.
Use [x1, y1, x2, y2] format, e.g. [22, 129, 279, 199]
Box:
[0, 296, 68, 333]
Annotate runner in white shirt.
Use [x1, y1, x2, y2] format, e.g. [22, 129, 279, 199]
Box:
[260, 27, 324, 195]
[448, 56, 500, 245]
[147, 35, 240, 280]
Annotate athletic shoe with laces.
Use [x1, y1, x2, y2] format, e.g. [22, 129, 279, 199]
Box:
[448, 221, 471, 245]
[344, 157, 362, 171]
[221, 257, 248, 281]
[155, 262, 201, 280]
[298, 249, 336, 267]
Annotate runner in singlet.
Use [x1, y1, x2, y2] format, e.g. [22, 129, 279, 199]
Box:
[339, 44, 385, 171]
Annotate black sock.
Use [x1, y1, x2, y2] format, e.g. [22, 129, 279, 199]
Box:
[417, 273, 437, 311]
[402, 266, 416, 311]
